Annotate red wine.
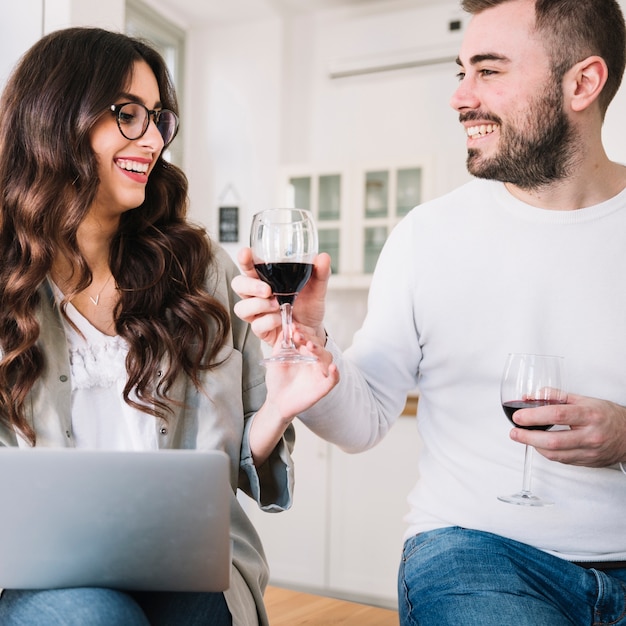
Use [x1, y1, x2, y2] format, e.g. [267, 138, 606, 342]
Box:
[254, 262, 313, 305]
[502, 399, 560, 430]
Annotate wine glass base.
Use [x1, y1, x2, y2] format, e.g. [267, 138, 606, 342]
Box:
[261, 352, 318, 365]
[497, 492, 553, 507]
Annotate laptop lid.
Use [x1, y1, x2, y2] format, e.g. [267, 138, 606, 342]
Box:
[0, 448, 231, 592]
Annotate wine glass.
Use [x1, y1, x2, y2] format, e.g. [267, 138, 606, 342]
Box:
[498, 353, 566, 506]
[250, 208, 318, 364]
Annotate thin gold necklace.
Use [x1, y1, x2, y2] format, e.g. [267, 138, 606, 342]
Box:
[89, 274, 113, 306]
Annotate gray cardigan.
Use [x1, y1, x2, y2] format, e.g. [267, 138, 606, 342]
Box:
[0, 247, 295, 626]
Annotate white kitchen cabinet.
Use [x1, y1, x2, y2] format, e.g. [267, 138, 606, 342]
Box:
[240, 412, 421, 610]
[326, 415, 420, 606]
[279, 160, 434, 288]
[241, 422, 330, 589]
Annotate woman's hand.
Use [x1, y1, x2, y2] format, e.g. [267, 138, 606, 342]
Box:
[249, 334, 339, 465]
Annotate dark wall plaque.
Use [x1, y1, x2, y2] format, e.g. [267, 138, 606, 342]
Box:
[219, 206, 239, 243]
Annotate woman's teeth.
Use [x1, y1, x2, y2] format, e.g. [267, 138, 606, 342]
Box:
[117, 159, 149, 174]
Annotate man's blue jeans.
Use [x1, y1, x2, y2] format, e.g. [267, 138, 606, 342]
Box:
[0, 588, 232, 625]
[398, 527, 626, 626]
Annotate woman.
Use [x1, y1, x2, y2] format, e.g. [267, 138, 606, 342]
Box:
[0, 27, 337, 626]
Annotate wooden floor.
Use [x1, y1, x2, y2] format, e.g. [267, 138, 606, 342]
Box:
[264, 585, 399, 626]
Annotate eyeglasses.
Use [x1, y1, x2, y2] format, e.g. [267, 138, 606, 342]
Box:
[110, 102, 179, 147]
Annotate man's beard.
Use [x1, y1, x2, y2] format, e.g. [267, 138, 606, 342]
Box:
[463, 81, 577, 190]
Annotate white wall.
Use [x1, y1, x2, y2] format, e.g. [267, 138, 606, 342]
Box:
[0, 1, 43, 86]
[184, 17, 284, 257]
[44, 0, 125, 32]
[184, 0, 472, 247]
[282, 1, 469, 193]
[0, 0, 126, 91]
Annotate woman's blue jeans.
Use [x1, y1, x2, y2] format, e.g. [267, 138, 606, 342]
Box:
[0, 588, 232, 625]
[398, 527, 626, 626]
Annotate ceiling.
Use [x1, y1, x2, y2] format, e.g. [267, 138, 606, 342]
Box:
[147, 0, 438, 27]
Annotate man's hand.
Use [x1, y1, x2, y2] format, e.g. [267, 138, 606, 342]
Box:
[510, 393, 626, 468]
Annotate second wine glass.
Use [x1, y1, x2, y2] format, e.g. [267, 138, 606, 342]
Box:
[498, 353, 566, 506]
[250, 208, 318, 364]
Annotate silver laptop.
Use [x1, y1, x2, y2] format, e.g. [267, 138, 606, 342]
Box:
[0, 447, 231, 592]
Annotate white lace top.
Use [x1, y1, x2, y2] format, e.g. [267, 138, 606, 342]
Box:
[54, 286, 158, 451]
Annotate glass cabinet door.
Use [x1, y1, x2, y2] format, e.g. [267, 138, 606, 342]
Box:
[289, 176, 311, 211]
[364, 171, 389, 218]
[397, 167, 422, 216]
[282, 160, 428, 282]
[288, 173, 342, 275]
[319, 174, 341, 220]
[318, 174, 341, 274]
[361, 166, 422, 274]
[363, 226, 388, 274]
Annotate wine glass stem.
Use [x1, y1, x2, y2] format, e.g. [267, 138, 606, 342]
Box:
[280, 303, 296, 350]
[521, 444, 534, 495]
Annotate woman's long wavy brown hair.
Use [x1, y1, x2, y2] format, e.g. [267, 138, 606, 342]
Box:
[0, 28, 230, 445]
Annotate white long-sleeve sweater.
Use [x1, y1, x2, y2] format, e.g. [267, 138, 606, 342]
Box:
[301, 178, 626, 563]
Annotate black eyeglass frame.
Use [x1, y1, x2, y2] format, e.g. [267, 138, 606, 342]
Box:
[109, 102, 179, 147]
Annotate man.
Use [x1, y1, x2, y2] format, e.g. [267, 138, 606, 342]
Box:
[233, 0, 626, 623]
